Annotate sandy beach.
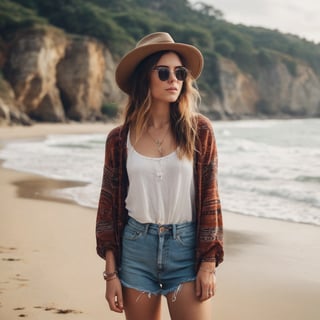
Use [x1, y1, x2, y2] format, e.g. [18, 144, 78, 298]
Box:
[1, 123, 320, 320]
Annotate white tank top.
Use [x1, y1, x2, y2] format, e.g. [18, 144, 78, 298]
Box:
[125, 134, 195, 224]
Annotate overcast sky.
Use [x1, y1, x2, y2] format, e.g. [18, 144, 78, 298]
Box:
[190, 0, 320, 44]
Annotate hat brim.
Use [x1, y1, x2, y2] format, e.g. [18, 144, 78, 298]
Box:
[115, 43, 203, 94]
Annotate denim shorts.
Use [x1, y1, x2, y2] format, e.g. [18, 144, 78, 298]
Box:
[119, 217, 197, 296]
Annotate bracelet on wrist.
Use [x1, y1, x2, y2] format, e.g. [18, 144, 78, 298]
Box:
[199, 268, 216, 274]
[106, 274, 118, 282]
[103, 270, 118, 281]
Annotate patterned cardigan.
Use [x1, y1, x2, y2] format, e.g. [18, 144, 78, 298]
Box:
[96, 113, 224, 270]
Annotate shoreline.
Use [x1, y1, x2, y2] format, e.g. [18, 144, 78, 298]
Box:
[0, 122, 117, 141]
[1, 123, 320, 320]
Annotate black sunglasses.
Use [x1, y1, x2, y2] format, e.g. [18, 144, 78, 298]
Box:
[153, 66, 188, 81]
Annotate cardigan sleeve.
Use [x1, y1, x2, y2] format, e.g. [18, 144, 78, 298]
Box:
[96, 127, 121, 260]
[196, 115, 224, 267]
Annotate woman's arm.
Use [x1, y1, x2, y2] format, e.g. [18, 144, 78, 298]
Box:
[104, 250, 123, 313]
[196, 115, 224, 266]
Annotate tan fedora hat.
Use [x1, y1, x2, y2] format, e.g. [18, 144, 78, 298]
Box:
[115, 32, 204, 93]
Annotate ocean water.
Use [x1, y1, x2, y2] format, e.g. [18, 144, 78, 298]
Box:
[214, 119, 320, 226]
[1, 119, 319, 226]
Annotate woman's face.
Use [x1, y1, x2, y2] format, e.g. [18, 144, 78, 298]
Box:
[149, 52, 185, 105]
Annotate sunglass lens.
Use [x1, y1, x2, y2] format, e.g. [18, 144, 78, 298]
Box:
[158, 68, 170, 81]
[175, 67, 187, 81]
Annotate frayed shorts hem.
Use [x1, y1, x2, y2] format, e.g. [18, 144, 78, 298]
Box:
[120, 277, 197, 296]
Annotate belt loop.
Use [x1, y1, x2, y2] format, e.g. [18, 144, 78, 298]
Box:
[172, 224, 177, 240]
[144, 223, 149, 235]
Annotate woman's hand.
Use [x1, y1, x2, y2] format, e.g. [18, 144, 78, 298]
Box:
[105, 277, 124, 313]
[104, 251, 123, 313]
[195, 262, 216, 301]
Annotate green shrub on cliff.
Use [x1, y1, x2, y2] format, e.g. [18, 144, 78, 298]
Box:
[2, 0, 320, 91]
[101, 103, 119, 119]
[0, 0, 47, 37]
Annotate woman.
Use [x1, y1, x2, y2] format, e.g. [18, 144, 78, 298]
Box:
[96, 32, 223, 320]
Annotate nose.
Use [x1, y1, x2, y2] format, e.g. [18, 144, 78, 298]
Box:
[168, 70, 178, 82]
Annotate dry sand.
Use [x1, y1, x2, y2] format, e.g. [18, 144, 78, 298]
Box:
[1, 123, 320, 320]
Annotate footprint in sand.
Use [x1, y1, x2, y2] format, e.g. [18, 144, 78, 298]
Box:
[13, 307, 28, 318]
[34, 305, 83, 315]
[1, 247, 21, 263]
[2, 258, 21, 261]
[12, 274, 29, 287]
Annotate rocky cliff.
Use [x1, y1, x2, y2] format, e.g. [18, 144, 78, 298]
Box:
[256, 60, 320, 117]
[0, 26, 121, 125]
[3, 27, 67, 123]
[0, 26, 319, 125]
[204, 56, 320, 120]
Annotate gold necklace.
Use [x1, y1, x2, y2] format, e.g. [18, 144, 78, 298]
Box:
[147, 125, 170, 156]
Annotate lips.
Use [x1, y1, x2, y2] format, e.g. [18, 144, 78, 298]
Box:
[166, 87, 178, 92]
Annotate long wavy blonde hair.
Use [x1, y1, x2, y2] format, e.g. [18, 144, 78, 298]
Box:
[122, 51, 200, 160]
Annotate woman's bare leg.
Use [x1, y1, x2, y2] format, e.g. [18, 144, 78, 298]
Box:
[123, 287, 162, 320]
[166, 281, 212, 320]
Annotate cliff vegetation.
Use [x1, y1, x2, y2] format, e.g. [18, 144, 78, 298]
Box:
[1, 0, 320, 124]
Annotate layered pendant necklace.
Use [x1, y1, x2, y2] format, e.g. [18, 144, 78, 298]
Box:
[147, 125, 170, 157]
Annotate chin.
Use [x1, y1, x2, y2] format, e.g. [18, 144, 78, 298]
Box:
[167, 95, 180, 103]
